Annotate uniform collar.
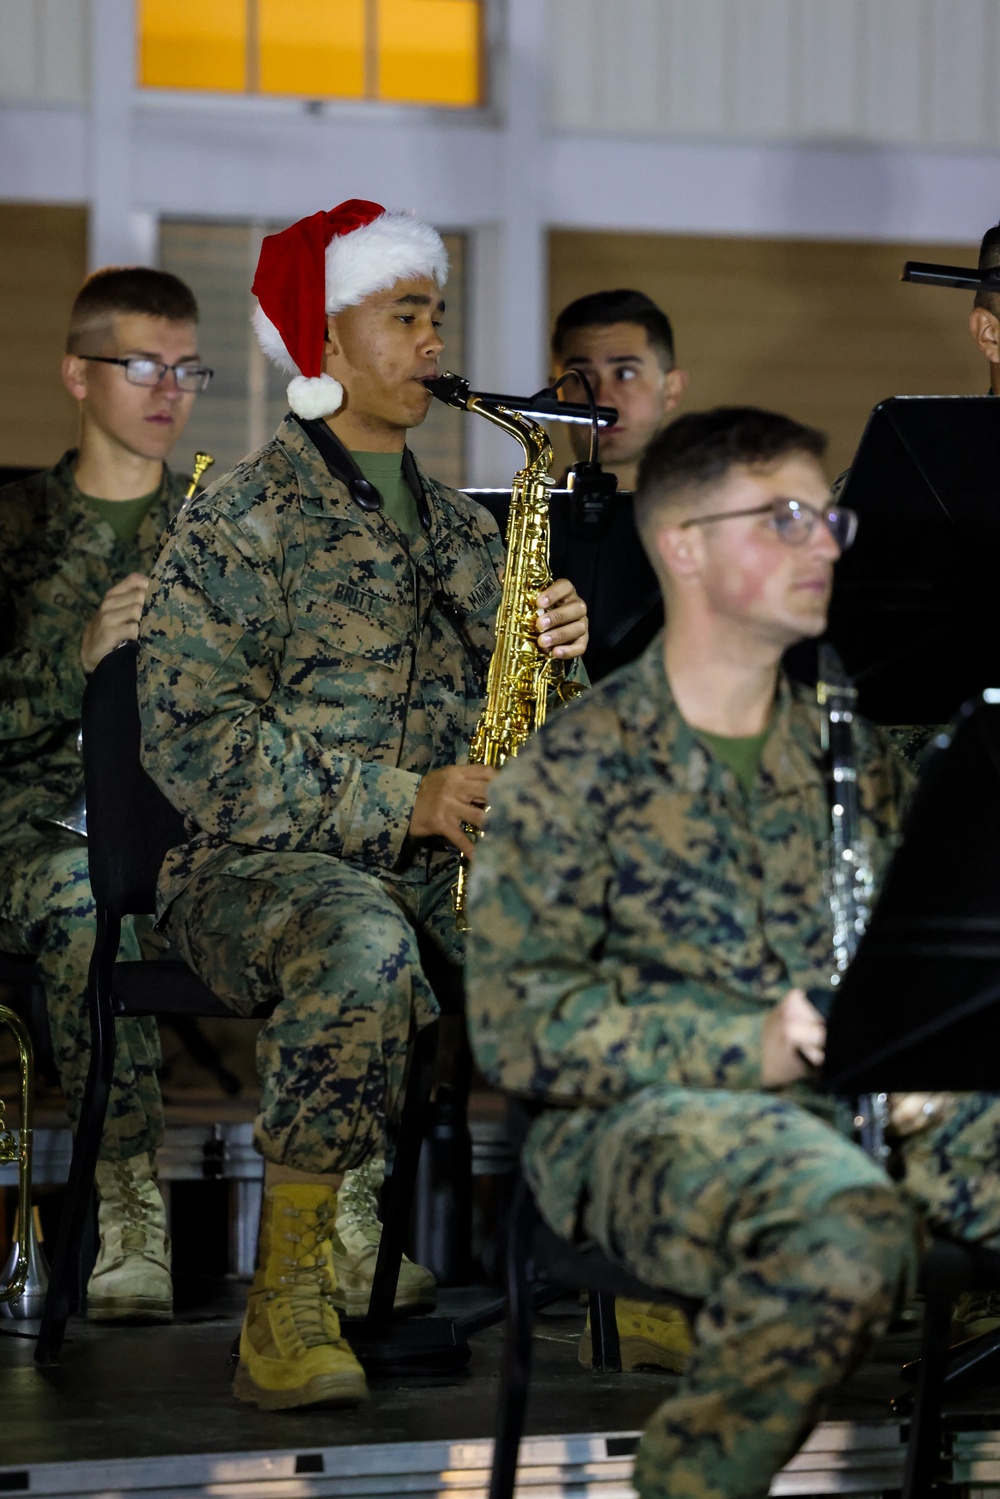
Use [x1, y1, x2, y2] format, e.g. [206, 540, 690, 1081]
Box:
[45, 450, 180, 557]
[629, 634, 824, 797]
[286, 413, 429, 524]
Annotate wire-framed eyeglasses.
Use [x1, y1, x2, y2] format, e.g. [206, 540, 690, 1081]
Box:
[79, 355, 213, 394]
[679, 496, 858, 552]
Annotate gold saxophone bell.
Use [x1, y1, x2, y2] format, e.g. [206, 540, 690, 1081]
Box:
[0, 1003, 45, 1316]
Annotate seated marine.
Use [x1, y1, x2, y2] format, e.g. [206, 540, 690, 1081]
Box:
[465, 406, 1000, 1499]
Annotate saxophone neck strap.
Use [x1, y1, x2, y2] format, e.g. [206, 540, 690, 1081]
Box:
[295, 414, 430, 527]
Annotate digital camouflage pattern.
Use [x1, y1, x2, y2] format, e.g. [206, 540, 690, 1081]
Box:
[465, 638, 1000, 1499]
[0, 454, 185, 1158]
[138, 414, 504, 1171]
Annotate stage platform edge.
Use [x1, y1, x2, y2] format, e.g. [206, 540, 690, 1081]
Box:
[6, 1416, 991, 1498]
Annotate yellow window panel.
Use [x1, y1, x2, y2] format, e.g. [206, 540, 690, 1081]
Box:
[138, 0, 246, 92]
[377, 0, 482, 107]
[258, 0, 366, 99]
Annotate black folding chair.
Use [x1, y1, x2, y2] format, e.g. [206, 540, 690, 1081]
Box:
[892, 1238, 1000, 1499]
[35, 642, 468, 1373]
[487, 1103, 702, 1499]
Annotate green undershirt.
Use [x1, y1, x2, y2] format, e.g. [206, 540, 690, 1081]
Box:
[352, 450, 421, 544]
[83, 489, 159, 545]
[698, 726, 771, 794]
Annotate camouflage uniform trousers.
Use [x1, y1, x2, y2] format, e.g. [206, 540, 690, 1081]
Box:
[162, 850, 462, 1173]
[577, 1086, 1000, 1499]
[0, 827, 163, 1161]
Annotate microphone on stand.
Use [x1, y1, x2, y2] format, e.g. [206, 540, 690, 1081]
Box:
[423, 371, 618, 429]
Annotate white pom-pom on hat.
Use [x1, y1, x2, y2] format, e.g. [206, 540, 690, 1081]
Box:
[286, 373, 344, 420]
[250, 199, 448, 419]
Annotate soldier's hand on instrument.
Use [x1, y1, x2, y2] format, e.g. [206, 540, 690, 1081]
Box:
[535, 579, 589, 659]
[409, 764, 498, 858]
[761, 987, 826, 1088]
[888, 1092, 952, 1137]
[81, 573, 151, 675]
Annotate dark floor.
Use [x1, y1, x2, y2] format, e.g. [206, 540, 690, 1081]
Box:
[0, 1282, 952, 1472]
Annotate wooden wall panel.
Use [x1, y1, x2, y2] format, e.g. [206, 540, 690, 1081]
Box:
[548, 230, 985, 482]
[0, 203, 87, 467]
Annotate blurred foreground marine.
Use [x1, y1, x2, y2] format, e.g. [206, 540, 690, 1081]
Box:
[466, 406, 1000, 1499]
[0, 266, 210, 1321]
[138, 199, 588, 1410]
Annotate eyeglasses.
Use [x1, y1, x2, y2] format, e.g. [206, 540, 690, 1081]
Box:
[79, 355, 213, 393]
[679, 496, 858, 551]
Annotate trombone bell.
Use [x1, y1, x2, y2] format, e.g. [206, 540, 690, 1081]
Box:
[0, 1003, 36, 1307]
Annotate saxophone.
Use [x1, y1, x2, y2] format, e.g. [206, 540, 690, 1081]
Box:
[427, 374, 581, 925]
[817, 643, 888, 1163]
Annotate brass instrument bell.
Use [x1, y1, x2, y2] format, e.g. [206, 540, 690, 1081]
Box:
[0, 1003, 45, 1317]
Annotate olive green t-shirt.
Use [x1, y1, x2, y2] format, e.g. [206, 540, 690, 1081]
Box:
[84, 489, 159, 545]
[352, 450, 420, 544]
[698, 726, 771, 795]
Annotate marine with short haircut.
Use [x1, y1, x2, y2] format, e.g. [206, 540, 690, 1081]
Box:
[0, 265, 211, 1322]
[137, 200, 588, 1410]
[969, 221, 1000, 391]
[551, 288, 688, 491]
[466, 405, 1000, 1499]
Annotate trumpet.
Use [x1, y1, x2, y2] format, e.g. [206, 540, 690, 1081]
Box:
[0, 1003, 35, 1306]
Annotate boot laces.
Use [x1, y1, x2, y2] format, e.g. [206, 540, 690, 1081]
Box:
[272, 1202, 340, 1346]
[110, 1162, 152, 1254]
[336, 1161, 383, 1247]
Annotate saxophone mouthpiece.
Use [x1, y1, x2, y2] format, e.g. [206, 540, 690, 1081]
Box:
[423, 372, 472, 409]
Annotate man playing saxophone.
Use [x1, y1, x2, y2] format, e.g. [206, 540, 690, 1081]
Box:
[138, 200, 587, 1411]
[465, 406, 1000, 1499]
[0, 267, 209, 1322]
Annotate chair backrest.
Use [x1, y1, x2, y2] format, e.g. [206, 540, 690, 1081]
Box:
[81, 641, 189, 918]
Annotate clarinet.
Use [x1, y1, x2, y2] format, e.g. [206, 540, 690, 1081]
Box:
[817, 644, 889, 1164]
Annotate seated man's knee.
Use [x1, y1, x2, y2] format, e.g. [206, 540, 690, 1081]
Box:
[790, 1183, 914, 1321]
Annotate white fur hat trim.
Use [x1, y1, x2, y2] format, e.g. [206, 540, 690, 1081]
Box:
[286, 373, 344, 420]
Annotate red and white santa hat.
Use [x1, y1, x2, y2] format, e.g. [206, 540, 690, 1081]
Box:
[251, 199, 448, 420]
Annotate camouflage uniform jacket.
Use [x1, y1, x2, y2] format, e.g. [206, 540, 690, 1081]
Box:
[0, 453, 186, 844]
[465, 636, 912, 1237]
[138, 414, 505, 912]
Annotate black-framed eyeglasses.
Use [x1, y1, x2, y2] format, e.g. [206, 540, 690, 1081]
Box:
[679, 496, 858, 552]
[79, 355, 213, 393]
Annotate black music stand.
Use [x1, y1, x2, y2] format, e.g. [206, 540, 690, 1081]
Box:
[822, 692, 1000, 1488]
[824, 692, 1000, 1093]
[815, 395, 1000, 725]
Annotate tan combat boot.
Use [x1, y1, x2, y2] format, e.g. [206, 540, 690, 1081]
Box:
[233, 1182, 368, 1410]
[87, 1154, 173, 1323]
[329, 1157, 436, 1316]
[579, 1297, 693, 1373]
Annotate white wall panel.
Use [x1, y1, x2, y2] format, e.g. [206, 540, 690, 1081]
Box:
[599, 0, 659, 135]
[548, 0, 1000, 151]
[731, 0, 795, 139]
[548, 0, 598, 132]
[661, 0, 728, 136]
[0, 0, 90, 103]
[859, 0, 924, 145]
[795, 0, 862, 137]
[927, 0, 993, 148]
[37, 0, 89, 104]
[0, 0, 40, 99]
